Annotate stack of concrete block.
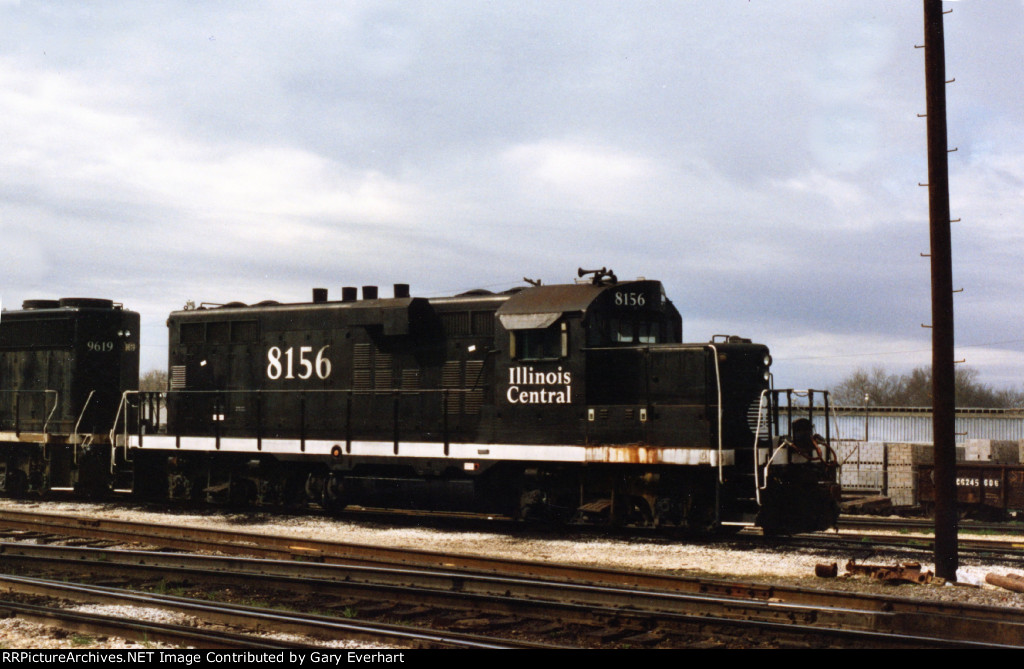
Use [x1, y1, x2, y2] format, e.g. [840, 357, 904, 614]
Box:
[834, 441, 886, 492]
[964, 439, 1020, 463]
[885, 442, 940, 507]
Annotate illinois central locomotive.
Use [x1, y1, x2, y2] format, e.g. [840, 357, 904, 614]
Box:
[0, 298, 138, 496]
[1, 269, 839, 533]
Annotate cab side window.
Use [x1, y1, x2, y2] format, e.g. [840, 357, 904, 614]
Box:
[512, 322, 568, 360]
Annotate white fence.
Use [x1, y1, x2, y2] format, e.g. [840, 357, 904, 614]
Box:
[823, 407, 1024, 444]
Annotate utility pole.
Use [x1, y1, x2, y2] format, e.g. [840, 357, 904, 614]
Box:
[922, 0, 958, 580]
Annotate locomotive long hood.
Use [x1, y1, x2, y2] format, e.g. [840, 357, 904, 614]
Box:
[177, 297, 432, 337]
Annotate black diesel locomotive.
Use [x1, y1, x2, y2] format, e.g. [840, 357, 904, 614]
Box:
[0, 298, 139, 496]
[1, 270, 839, 533]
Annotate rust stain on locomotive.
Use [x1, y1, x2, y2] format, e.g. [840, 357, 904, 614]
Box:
[585, 444, 718, 465]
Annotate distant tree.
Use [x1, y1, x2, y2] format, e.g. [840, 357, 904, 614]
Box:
[832, 365, 1024, 408]
[832, 368, 901, 406]
[139, 369, 168, 392]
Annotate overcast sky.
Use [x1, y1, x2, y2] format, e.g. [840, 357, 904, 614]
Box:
[2, 1, 1022, 394]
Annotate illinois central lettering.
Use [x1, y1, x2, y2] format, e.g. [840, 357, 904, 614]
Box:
[506, 366, 573, 404]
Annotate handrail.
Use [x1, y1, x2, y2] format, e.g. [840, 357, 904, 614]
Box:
[71, 390, 95, 449]
[114, 386, 486, 449]
[109, 390, 135, 473]
[135, 388, 483, 396]
[706, 345, 724, 485]
[1, 390, 59, 435]
[761, 441, 791, 480]
[752, 388, 838, 506]
[41, 390, 59, 435]
[752, 388, 771, 504]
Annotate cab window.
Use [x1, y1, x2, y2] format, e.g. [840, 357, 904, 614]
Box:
[512, 322, 567, 360]
[589, 317, 664, 345]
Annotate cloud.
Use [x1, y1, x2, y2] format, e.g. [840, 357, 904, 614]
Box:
[0, 56, 432, 256]
[2, 2, 1024, 394]
[500, 140, 658, 213]
[0, 225, 48, 287]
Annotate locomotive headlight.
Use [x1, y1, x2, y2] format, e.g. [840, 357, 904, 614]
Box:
[763, 354, 772, 367]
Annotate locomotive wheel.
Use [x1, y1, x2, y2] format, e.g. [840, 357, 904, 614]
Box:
[622, 495, 654, 527]
[321, 473, 348, 514]
[228, 478, 257, 507]
[518, 489, 546, 521]
[2, 468, 29, 499]
[680, 489, 718, 535]
[280, 471, 309, 509]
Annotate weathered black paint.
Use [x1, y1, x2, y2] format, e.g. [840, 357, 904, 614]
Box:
[0, 299, 139, 435]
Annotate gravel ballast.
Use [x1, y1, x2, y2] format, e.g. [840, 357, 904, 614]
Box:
[1, 499, 1022, 648]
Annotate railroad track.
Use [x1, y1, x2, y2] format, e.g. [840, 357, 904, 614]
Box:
[1, 510, 1023, 648]
[840, 515, 1024, 536]
[794, 531, 1024, 558]
[1, 542, 1016, 649]
[0, 596, 316, 650]
[790, 521, 1024, 563]
[4, 507, 1023, 584]
[0, 573, 554, 649]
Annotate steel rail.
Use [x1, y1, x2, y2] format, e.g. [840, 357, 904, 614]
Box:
[0, 573, 560, 650]
[789, 529, 1024, 559]
[2, 541, 1023, 649]
[840, 516, 1024, 537]
[0, 599, 316, 649]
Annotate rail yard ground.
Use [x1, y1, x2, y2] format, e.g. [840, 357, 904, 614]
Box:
[1, 498, 1022, 649]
